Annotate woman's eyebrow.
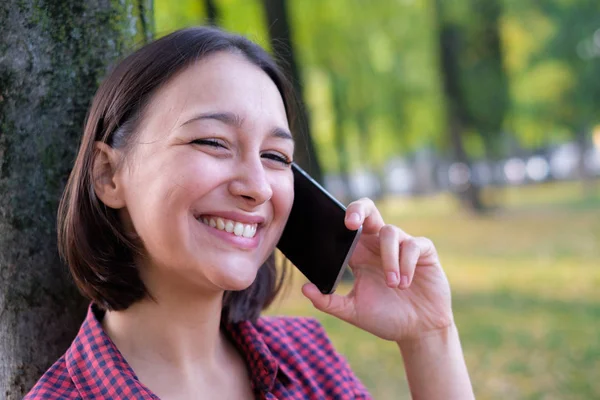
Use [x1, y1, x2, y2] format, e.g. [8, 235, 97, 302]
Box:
[180, 111, 243, 128]
[270, 127, 294, 142]
[181, 111, 294, 142]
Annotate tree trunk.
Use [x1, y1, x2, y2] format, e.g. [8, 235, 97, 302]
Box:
[263, 0, 323, 182]
[329, 70, 352, 203]
[0, 1, 152, 398]
[448, 112, 486, 211]
[575, 126, 597, 197]
[466, 0, 509, 161]
[433, 0, 485, 212]
[356, 109, 370, 166]
[204, 0, 218, 26]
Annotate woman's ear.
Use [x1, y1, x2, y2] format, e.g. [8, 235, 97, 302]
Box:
[92, 142, 126, 209]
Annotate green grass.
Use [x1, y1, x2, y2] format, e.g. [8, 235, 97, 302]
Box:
[266, 181, 600, 399]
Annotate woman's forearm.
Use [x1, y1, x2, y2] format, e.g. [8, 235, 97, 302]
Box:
[397, 324, 474, 400]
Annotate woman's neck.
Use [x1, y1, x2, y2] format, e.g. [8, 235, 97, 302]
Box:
[101, 273, 235, 387]
[100, 258, 257, 399]
[103, 291, 254, 398]
[105, 297, 224, 362]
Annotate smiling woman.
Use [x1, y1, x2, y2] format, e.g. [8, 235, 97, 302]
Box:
[57, 28, 297, 323]
[25, 27, 474, 400]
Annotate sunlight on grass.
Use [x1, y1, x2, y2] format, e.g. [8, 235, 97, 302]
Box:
[267, 181, 600, 399]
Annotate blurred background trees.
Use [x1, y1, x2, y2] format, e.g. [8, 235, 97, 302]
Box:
[155, 0, 600, 209]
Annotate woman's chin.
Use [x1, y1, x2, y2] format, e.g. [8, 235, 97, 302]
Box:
[213, 269, 259, 292]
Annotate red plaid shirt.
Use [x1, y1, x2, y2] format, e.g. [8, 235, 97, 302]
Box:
[25, 305, 371, 399]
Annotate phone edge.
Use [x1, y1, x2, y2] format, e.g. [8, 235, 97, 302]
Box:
[321, 224, 363, 294]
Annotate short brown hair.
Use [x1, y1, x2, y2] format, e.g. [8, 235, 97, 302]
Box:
[57, 27, 294, 322]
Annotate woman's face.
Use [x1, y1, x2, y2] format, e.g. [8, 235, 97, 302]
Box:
[113, 51, 294, 294]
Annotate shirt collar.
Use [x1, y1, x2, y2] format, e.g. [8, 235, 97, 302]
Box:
[224, 319, 293, 392]
[65, 304, 158, 399]
[65, 304, 291, 398]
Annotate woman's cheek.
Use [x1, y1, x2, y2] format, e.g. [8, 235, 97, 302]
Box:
[276, 175, 294, 216]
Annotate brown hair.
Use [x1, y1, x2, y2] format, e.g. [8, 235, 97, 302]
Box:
[57, 27, 294, 323]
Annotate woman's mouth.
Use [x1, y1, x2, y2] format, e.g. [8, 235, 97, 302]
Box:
[197, 216, 258, 239]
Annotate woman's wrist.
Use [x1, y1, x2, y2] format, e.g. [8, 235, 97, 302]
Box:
[396, 322, 475, 399]
[396, 321, 457, 353]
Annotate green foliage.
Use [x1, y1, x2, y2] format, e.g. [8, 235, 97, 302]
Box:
[291, 0, 445, 171]
[154, 0, 600, 171]
[503, 0, 600, 146]
[155, 0, 203, 35]
[218, 0, 270, 49]
[155, 0, 270, 47]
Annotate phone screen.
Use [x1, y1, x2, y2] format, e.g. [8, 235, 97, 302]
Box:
[277, 163, 362, 294]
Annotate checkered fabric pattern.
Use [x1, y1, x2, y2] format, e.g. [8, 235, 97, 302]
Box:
[25, 305, 371, 399]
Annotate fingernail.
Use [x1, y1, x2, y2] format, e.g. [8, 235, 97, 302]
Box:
[348, 212, 361, 224]
[400, 275, 409, 287]
[386, 272, 399, 286]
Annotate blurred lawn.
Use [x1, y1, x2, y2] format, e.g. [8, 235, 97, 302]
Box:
[266, 181, 600, 399]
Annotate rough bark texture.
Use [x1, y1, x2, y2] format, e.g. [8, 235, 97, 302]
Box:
[0, 1, 151, 397]
[263, 0, 323, 182]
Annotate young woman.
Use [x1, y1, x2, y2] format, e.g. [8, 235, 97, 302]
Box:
[26, 27, 474, 399]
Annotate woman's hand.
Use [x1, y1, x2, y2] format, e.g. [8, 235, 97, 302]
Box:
[301, 197, 454, 343]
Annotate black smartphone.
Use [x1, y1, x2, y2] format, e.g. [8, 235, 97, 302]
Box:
[277, 163, 362, 294]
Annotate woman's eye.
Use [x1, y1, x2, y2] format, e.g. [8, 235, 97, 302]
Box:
[262, 152, 292, 166]
[191, 138, 226, 149]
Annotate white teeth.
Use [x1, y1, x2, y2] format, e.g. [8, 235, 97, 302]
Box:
[242, 224, 254, 238]
[198, 216, 258, 238]
[233, 222, 244, 236]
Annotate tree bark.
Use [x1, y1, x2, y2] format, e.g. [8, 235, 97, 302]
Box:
[263, 0, 323, 182]
[0, 1, 152, 398]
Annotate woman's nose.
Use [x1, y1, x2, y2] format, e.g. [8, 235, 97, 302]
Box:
[228, 159, 273, 206]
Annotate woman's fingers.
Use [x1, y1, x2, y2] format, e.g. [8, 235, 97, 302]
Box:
[345, 198, 385, 234]
[379, 229, 438, 289]
[398, 238, 420, 288]
[342, 197, 439, 290]
[379, 225, 410, 287]
[398, 236, 437, 288]
[301, 283, 355, 323]
[379, 227, 421, 289]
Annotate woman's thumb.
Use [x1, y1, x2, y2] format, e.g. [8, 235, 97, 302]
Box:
[301, 283, 353, 322]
